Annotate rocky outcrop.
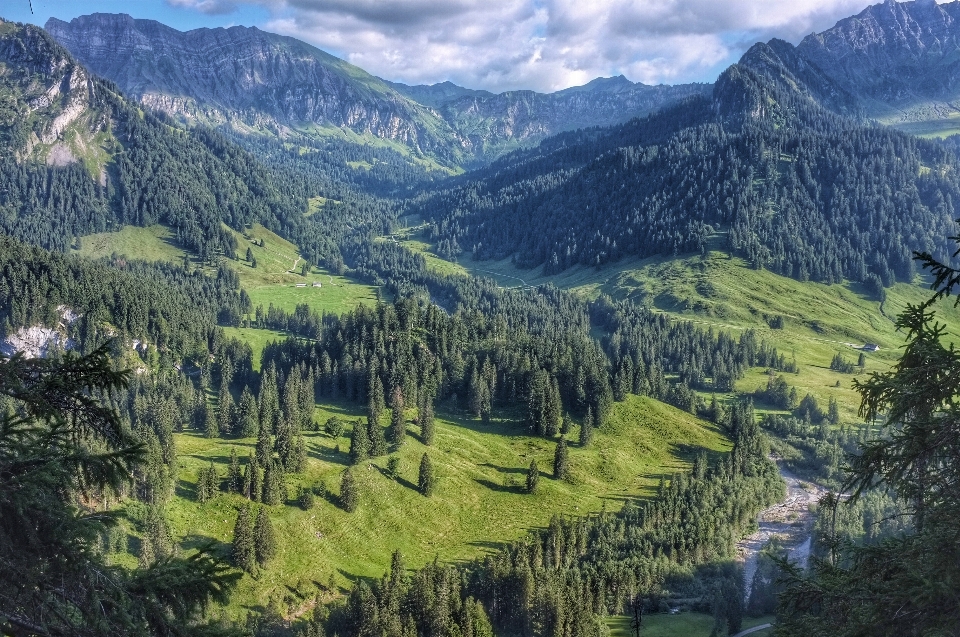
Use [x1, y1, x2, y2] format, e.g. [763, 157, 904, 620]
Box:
[47, 13, 707, 166]
[729, 0, 960, 126]
[46, 13, 466, 161]
[0, 19, 99, 157]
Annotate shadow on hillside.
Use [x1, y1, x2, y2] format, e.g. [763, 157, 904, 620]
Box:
[181, 533, 231, 558]
[373, 464, 420, 492]
[306, 439, 350, 467]
[474, 477, 521, 494]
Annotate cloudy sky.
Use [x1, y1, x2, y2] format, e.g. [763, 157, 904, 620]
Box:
[5, 0, 928, 92]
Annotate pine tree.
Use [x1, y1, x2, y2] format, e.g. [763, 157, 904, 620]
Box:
[253, 507, 276, 567]
[368, 416, 388, 457]
[227, 447, 242, 493]
[553, 438, 569, 480]
[367, 370, 385, 424]
[262, 459, 283, 505]
[232, 503, 254, 572]
[561, 412, 572, 436]
[259, 362, 280, 437]
[236, 385, 259, 438]
[350, 418, 370, 464]
[389, 386, 406, 446]
[418, 396, 435, 446]
[217, 382, 234, 437]
[340, 468, 359, 512]
[418, 453, 435, 497]
[255, 404, 272, 467]
[526, 459, 539, 493]
[828, 395, 840, 425]
[202, 401, 217, 439]
[579, 406, 594, 447]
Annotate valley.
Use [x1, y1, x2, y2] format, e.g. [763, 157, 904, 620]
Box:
[3, 2, 960, 636]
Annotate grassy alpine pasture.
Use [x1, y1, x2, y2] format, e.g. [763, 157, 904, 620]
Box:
[74, 223, 379, 362]
[397, 230, 960, 421]
[607, 612, 775, 637]
[169, 394, 729, 620]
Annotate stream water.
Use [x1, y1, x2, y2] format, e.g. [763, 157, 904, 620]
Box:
[738, 463, 826, 601]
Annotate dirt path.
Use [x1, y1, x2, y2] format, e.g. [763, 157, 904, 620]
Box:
[739, 462, 826, 601]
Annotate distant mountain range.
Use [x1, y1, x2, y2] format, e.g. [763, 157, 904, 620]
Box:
[44, 13, 709, 166]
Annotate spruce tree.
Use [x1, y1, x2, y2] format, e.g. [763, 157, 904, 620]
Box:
[262, 459, 283, 505]
[217, 382, 233, 437]
[253, 507, 276, 567]
[349, 418, 370, 464]
[236, 385, 259, 438]
[389, 386, 406, 446]
[526, 459, 540, 493]
[561, 412, 572, 435]
[340, 468, 359, 512]
[553, 438, 569, 480]
[255, 406, 272, 467]
[418, 396, 435, 446]
[368, 416, 388, 457]
[227, 447, 242, 493]
[367, 370, 385, 424]
[203, 401, 217, 439]
[418, 453, 435, 497]
[232, 504, 254, 572]
[579, 406, 594, 447]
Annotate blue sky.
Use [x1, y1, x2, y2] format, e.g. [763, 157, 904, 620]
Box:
[0, 0, 915, 93]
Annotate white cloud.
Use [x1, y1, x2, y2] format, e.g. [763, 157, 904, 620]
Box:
[169, 0, 899, 92]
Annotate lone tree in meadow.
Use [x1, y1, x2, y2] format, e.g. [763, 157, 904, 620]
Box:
[418, 453, 435, 497]
[232, 504, 254, 573]
[340, 467, 358, 512]
[418, 395, 435, 446]
[253, 507, 276, 567]
[527, 459, 540, 493]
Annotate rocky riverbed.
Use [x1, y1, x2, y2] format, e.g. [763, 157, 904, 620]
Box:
[739, 463, 827, 600]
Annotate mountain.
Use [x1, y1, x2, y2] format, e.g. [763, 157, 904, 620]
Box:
[412, 13, 960, 288]
[388, 75, 712, 162]
[734, 0, 960, 134]
[46, 13, 707, 166]
[45, 13, 467, 163]
[0, 17, 307, 258]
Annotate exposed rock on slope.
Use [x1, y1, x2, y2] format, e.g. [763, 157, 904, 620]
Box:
[46, 13, 466, 162]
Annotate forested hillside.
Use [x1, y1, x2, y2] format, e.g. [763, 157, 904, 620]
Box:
[414, 60, 959, 287]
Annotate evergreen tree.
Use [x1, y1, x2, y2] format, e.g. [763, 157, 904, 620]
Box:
[389, 386, 406, 446]
[828, 395, 840, 425]
[561, 412, 572, 436]
[217, 381, 234, 436]
[349, 418, 370, 464]
[227, 447, 242, 493]
[236, 385, 259, 438]
[232, 503, 255, 573]
[579, 406, 594, 447]
[367, 416, 388, 457]
[367, 370, 385, 424]
[340, 468, 359, 512]
[262, 459, 283, 505]
[259, 362, 281, 437]
[418, 453, 435, 497]
[418, 396, 435, 446]
[202, 401, 217, 439]
[526, 459, 540, 493]
[253, 507, 277, 567]
[553, 438, 569, 480]
[255, 404, 273, 467]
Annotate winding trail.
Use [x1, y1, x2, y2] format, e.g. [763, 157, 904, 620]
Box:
[739, 462, 826, 602]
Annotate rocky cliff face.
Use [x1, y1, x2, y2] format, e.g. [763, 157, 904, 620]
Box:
[0, 18, 107, 167]
[47, 14, 707, 166]
[46, 13, 466, 162]
[730, 0, 960, 128]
